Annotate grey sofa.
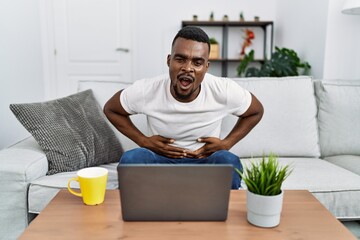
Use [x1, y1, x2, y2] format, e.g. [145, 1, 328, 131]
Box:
[1, 75, 360, 239]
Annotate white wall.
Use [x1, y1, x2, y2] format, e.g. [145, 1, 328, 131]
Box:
[275, 0, 329, 79]
[0, 0, 44, 149]
[323, 0, 360, 80]
[131, 0, 277, 79]
[275, 0, 360, 80]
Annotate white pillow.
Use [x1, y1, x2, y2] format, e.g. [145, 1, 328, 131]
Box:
[221, 76, 320, 158]
[78, 80, 131, 108]
[315, 80, 360, 157]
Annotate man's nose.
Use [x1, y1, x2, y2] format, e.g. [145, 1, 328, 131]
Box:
[182, 61, 194, 72]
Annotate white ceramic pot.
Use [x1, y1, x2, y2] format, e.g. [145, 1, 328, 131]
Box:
[246, 190, 284, 228]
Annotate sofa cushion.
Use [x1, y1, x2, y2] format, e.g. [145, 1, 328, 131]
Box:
[325, 155, 360, 176]
[241, 157, 360, 219]
[0, 147, 48, 238]
[77, 80, 130, 108]
[10, 90, 123, 175]
[78, 80, 148, 152]
[222, 76, 320, 158]
[315, 80, 360, 157]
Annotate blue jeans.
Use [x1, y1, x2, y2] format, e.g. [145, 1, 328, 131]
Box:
[119, 148, 242, 189]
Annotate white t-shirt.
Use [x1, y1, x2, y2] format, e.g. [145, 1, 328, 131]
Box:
[120, 73, 252, 151]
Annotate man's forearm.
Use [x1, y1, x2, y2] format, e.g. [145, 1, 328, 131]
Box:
[103, 108, 147, 147]
[103, 90, 148, 147]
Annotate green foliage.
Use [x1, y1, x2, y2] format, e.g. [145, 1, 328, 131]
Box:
[235, 153, 292, 196]
[236, 50, 254, 77]
[209, 38, 218, 44]
[237, 47, 311, 77]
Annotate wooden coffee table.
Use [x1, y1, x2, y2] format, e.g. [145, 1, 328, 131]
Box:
[20, 190, 356, 240]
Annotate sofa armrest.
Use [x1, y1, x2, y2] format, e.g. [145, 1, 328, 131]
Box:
[0, 137, 48, 239]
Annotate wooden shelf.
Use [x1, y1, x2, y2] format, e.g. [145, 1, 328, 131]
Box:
[209, 58, 265, 63]
[182, 20, 274, 77]
[182, 21, 273, 28]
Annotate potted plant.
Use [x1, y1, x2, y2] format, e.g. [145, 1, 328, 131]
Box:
[209, 11, 214, 21]
[237, 47, 311, 77]
[239, 12, 245, 21]
[209, 38, 220, 60]
[235, 153, 292, 227]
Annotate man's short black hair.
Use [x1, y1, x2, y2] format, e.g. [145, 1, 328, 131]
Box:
[172, 26, 210, 52]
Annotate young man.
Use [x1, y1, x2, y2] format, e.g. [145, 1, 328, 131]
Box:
[103, 26, 263, 189]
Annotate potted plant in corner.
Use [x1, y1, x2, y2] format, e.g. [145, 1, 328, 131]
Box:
[237, 47, 311, 77]
[235, 153, 292, 228]
[209, 37, 220, 60]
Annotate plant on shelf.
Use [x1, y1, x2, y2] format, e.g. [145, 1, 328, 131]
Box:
[240, 29, 255, 56]
[240, 11, 245, 21]
[209, 11, 214, 21]
[237, 47, 311, 77]
[209, 38, 220, 60]
[209, 38, 218, 45]
[235, 153, 292, 227]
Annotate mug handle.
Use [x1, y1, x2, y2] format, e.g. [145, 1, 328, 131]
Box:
[67, 177, 82, 197]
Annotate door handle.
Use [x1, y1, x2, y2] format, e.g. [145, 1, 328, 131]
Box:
[115, 48, 130, 52]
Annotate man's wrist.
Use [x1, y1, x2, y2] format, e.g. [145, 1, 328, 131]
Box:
[136, 135, 149, 148]
[221, 138, 235, 150]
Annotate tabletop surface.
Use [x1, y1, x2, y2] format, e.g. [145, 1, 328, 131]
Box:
[20, 189, 356, 240]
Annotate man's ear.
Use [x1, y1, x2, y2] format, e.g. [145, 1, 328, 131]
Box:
[167, 54, 171, 67]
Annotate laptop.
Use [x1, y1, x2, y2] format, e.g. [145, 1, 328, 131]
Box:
[117, 164, 233, 221]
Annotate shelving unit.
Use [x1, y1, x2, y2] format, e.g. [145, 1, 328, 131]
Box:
[182, 20, 274, 77]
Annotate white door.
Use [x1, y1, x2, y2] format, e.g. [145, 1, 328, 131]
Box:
[42, 0, 132, 98]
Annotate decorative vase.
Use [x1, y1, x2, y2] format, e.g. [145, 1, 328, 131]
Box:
[246, 190, 284, 228]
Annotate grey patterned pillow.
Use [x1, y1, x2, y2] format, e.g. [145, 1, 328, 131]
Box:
[10, 89, 123, 175]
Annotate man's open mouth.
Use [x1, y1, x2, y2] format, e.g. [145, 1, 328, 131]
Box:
[178, 75, 194, 90]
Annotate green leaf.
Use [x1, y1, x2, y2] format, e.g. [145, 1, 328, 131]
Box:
[237, 46, 311, 77]
[237, 50, 255, 77]
[235, 153, 292, 196]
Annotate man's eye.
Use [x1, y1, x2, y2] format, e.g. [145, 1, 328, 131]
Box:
[175, 58, 184, 62]
[194, 61, 203, 66]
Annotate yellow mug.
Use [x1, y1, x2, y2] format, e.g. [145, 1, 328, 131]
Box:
[67, 167, 108, 205]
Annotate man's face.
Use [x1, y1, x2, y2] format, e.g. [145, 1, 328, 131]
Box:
[167, 37, 209, 102]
